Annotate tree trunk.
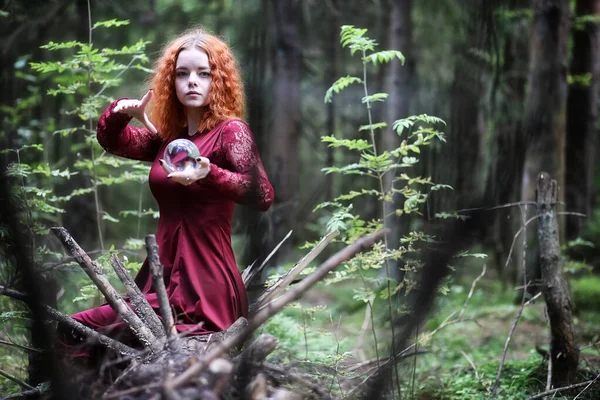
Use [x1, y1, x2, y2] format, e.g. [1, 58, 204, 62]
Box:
[566, 0, 599, 240]
[267, 0, 302, 266]
[325, 0, 340, 202]
[383, 0, 414, 280]
[484, 0, 530, 287]
[536, 172, 579, 386]
[520, 0, 570, 294]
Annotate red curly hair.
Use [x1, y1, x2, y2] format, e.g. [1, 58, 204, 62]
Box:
[147, 28, 246, 141]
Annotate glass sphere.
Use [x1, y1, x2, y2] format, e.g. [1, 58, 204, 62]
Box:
[163, 139, 201, 172]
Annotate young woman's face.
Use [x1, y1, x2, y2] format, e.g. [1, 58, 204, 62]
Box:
[175, 48, 212, 110]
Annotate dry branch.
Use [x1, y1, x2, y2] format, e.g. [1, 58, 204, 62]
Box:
[168, 229, 387, 390]
[252, 230, 339, 313]
[146, 234, 177, 337]
[51, 227, 160, 351]
[0, 284, 136, 355]
[110, 254, 165, 340]
[243, 230, 293, 287]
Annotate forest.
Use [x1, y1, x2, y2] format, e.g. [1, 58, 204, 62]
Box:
[1, 0, 600, 399]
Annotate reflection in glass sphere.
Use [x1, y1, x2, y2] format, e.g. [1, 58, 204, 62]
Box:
[163, 139, 201, 172]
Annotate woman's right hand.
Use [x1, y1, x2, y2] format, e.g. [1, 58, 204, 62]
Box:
[113, 90, 158, 135]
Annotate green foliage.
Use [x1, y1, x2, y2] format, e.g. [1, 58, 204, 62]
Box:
[316, 25, 448, 295]
[571, 276, 600, 312]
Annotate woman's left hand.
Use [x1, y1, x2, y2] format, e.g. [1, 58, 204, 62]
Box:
[159, 157, 211, 186]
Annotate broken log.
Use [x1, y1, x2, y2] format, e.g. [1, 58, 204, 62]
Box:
[536, 172, 579, 385]
[146, 234, 177, 337]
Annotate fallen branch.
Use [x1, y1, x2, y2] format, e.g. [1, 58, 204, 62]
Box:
[52, 227, 160, 350]
[527, 376, 600, 400]
[110, 254, 165, 340]
[262, 362, 336, 400]
[168, 229, 387, 390]
[146, 234, 177, 338]
[0, 284, 136, 355]
[252, 230, 339, 313]
[0, 368, 34, 390]
[0, 339, 41, 353]
[0, 387, 42, 400]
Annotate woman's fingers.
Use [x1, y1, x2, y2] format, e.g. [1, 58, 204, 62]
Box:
[139, 89, 153, 110]
[142, 113, 158, 135]
[159, 159, 175, 174]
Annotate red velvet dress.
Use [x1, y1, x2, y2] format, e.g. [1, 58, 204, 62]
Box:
[70, 100, 274, 340]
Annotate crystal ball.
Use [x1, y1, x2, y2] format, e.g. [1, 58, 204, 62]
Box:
[163, 139, 200, 172]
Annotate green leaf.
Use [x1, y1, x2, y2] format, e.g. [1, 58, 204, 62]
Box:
[363, 50, 405, 66]
[324, 76, 362, 103]
[40, 41, 82, 50]
[358, 122, 387, 131]
[92, 19, 130, 29]
[362, 93, 388, 103]
[102, 211, 120, 223]
[321, 135, 372, 151]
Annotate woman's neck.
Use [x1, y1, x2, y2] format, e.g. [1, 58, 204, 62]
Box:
[186, 107, 205, 136]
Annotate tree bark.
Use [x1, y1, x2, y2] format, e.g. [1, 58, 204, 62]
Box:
[383, 0, 414, 281]
[267, 0, 302, 265]
[520, 0, 570, 295]
[536, 172, 579, 386]
[565, 0, 599, 240]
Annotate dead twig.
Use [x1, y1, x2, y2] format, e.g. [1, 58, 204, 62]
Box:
[527, 375, 600, 400]
[0, 284, 136, 355]
[146, 234, 177, 338]
[493, 205, 528, 396]
[0, 339, 42, 353]
[52, 227, 160, 350]
[262, 362, 336, 400]
[252, 230, 338, 313]
[0, 368, 35, 390]
[243, 230, 293, 286]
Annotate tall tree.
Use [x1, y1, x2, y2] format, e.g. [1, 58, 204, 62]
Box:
[383, 0, 414, 279]
[521, 0, 570, 290]
[267, 0, 302, 265]
[566, 0, 600, 240]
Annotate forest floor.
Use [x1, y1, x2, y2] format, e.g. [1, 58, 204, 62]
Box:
[258, 269, 600, 400]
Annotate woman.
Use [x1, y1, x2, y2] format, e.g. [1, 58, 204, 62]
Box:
[70, 27, 274, 340]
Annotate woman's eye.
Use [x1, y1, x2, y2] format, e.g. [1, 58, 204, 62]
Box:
[176, 71, 188, 77]
[200, 71, 211, 77]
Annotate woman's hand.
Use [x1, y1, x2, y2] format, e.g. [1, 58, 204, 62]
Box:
[159, 157, 211, 186]
[114, 90, 158, 135]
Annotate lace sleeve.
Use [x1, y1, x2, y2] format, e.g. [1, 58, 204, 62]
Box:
[202, 120, 274, 211]
[96, 99, 162, 162]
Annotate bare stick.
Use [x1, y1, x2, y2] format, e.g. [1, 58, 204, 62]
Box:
[262, 362, 336, 400]
[545, 347, 552, 399]
[459, 264, 486, 320]
[145, 234, 176, 337]
[253, 230, 339, 313]
[243, 229, 293, 286]
[0, 368, 34, 390]
[460, 351, 480, 383]
[1, 387, 42, 400]
[110, 254, 165, 340]
[0, 339, 41, 353]
[493, 205, 528, 395]
[0, 284, 136, 355]
[168, 230, 387, 390]
[51, 227, 160, 350]
[572, 372, 600, 399]
[527, 375, 600, 400]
